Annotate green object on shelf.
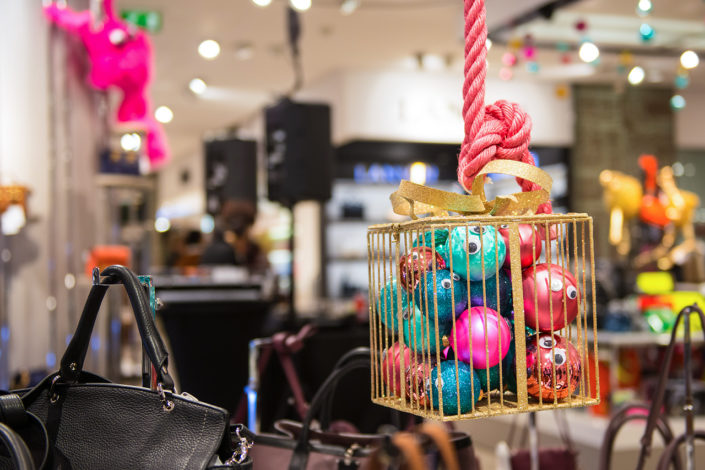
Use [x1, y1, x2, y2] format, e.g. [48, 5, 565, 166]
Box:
[121, 10, 162, 33]
[644, 307, 675, 334]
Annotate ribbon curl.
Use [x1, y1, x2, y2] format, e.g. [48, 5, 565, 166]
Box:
[391, 160, 552, 220]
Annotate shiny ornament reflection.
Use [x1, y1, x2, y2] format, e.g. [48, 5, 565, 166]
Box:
[399, 246, 446, 291]
[526, 333, 581, 400]
[522, 264, 580, 332]
[450, 307, 511, 369]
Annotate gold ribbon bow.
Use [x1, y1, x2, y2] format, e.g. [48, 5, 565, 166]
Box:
[390, 160, 552, 219]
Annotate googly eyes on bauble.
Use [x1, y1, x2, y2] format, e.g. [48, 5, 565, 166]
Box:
[500, 224, 509, 229]
[567, 286, 577, 300]
[441, 279, 452, 289]
[550, 278, 563, 292]
[539, 336, 554, 349]
[402, 308, 410, 320]
[553, 350, 566, 366]
[467, 238, 480, 255]
[469, 226, 483, 235]
[435, 377, 444, 388]
[382, 349, 388, 361]
[452, 273, 461, 282]
[412, 252, 419, 260]
[109, 29, 127, 46]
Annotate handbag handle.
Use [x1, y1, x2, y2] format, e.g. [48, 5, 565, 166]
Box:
[59, 265, 174, 391]
[0, 422, 35, 470]
[656, 431, 705, 470]
[365, 432, 427, 470]
[417, 423, 460, 470]
[599, 402, 681, 470]
[288, 356, 371, 470]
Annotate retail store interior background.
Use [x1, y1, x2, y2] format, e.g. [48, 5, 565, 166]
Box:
[2, 0, 705, 468]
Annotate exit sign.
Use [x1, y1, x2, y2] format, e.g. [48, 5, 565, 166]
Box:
[121, 10, 162, 33]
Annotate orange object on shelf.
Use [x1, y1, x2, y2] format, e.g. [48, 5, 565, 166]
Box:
[589, 354, 611, 416]
[84, 245, 131, 276]
[638, 155, 670, 227]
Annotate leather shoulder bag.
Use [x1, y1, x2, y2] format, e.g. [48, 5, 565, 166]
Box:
[1, 265, 247, 469]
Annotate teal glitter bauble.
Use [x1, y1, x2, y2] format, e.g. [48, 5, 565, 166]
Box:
[403, 304, 451, 354]
[448, 226, 506, 281]
[413, 269, 468, 324]
[378, 279, 407, 330]
[469, 269, 513, 316]
[428, 361, 481, 415]
[502, 340, 518, 394]
[414, 229, 450, 264]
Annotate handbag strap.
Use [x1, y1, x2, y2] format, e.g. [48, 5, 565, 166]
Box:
[60, 265, 174, 390]
[274, 420, 385, 447]
[288, 357, 371, 470]
[319, 347, 373, 430]
[0, 422, 35, 470]
[417, 423, 460, 470]
[636, 305, 705, 470]
[599, 402, 680, 470]
[0, 394, 49, 470]
[366, 433, 427, 470]
[656, 430, 705, 470]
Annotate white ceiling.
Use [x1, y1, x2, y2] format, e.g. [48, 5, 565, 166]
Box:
[114, 0, 705, 161]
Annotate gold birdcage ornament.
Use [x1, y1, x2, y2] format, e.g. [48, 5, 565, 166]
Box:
[367, 160, 600, 420]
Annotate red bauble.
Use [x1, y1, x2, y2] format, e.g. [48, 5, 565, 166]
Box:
[522, 263, 580, 332]
[526, 333, 581, 400]
[498, 224, 543, 269]
[399, 246, 446, 291]
[381, 342, 434, 407]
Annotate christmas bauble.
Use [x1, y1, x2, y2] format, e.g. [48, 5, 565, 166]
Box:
[497, 224, 543, 269]
[381, 342, 434, 407]
[399, 246, 446, 291]
[427, 361, 481, 415]
[522, 264, 580, 332]
[402, 303, 451, 354]
[477, 338, 517, 393]
[469, 269, 513, 316]
[448, 225, 506, 281]
[449, 307, 512, 369]
[413, 228, 450, 263]
[526, 333, 581, 400]
[378, 279, 407, 331]
[413, 269, 468, 325]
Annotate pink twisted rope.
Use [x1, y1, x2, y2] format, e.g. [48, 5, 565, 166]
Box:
[457, 0, 552, 214]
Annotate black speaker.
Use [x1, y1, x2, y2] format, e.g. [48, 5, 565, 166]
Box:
[265, 99, 333, 205]
[204, 138, 257, 215]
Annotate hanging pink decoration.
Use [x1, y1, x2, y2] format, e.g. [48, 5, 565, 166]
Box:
[44, 0, 169, 169]
[522, 45, 536, 60]
[501, 52, 517, 67]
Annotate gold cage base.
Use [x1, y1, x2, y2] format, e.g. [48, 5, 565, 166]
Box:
[372, 396, 601, 421]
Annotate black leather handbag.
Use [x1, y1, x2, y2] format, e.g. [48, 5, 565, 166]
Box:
[1, 265, 250, 469]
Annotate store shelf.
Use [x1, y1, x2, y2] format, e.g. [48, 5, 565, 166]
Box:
[328, 256, 368, 262]
[95, 173, 154, 189]
[588, 330, 705, 348]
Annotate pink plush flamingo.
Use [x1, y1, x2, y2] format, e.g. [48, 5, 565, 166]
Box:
[44, 0, 168, 168]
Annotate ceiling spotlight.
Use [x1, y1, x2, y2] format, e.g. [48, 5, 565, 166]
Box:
[189, 78, 207, 95]
[235, 43, 254, 61]
[670, 94, 686, 110]
[636, 0, 652, 16]
[628, 66, 645, 85]
[639, 23, 655, 42]
[578, 42, 599, 63]
[340, 0, 359, 15]
[290, 0, 312, 11]
[120, 133, 141, 152]
[198, 39, 221, 60]
[421, 53, 444, 71]
[154, 217, 171, 233]
[681, 50, 699, 70]
[154, 105, 173, 123]
[251, 0, 272, 6]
